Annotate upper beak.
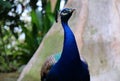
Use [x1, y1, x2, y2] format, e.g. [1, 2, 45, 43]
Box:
[71, 9, 76, 13]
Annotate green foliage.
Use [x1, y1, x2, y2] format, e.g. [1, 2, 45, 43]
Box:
[0, 0, 63, 72]
[0, 0, 12, 20]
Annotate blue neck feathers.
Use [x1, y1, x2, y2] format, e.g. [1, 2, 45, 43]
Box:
[47, 21, 84, 80]
[59, 21, 81, 66]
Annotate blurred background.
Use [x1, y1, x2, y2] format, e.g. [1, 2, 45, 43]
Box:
[0, 0, 67, 80]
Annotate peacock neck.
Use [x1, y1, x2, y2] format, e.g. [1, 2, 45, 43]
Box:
[60, 21, 81, 63]
[47, 21, 82, 78]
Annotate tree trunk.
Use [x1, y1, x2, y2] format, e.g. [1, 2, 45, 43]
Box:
[17, 0, 120, 81]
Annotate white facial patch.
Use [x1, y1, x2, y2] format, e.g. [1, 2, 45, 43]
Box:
[61, 12, 68, 16]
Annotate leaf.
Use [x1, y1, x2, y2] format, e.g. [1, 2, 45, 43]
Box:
[45, 0, 52, 13]
[31, 10, 40, 29]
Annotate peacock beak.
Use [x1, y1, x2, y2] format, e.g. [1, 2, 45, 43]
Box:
[71, 9, 75, 13]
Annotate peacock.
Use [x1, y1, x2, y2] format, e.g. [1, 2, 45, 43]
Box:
[40, 8, 90, 81]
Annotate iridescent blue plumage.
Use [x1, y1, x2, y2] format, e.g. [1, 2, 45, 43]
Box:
[41, 8, 90, 81]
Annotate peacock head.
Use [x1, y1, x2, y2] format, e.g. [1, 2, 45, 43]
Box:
[60, 8, 75, 22]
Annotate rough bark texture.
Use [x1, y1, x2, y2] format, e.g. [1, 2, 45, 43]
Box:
[18, 0, 120, 81]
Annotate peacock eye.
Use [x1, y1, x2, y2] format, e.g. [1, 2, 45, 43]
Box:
[60, 8, 73, 16]
[68, 9, 72, 12]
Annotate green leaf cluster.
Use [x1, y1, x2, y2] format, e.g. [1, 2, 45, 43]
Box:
[0, 0, 65, 72]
